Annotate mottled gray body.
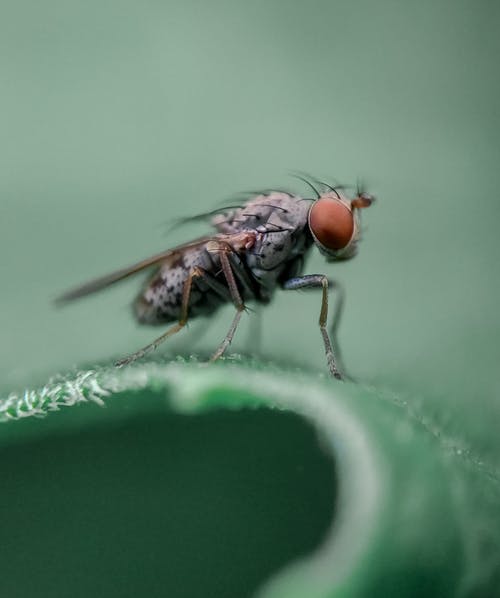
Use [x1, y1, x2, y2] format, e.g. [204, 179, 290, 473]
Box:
[135, 192, 314, 325]
[57, 182, 373, 377]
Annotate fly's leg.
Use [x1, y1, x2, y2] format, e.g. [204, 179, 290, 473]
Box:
[170, 267, 244, 354]
[115, 267, 203, 367]
[226, 253, 258, 299]
[226, 252, 261, 355]
[328, 280, 349, 379]
[208, 245, 246, 362]
[282, 275, 343, 380]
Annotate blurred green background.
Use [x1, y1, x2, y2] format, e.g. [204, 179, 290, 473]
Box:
[1, 0, 500, 595]
[2, 0, 499, 404]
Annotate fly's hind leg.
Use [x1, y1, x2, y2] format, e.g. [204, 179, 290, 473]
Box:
[282, 275, 343, 380]
[115, 267, 203, 367]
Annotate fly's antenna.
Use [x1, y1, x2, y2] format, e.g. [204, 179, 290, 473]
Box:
[355, 178, 365, 197]
[351, 178, 375, 210]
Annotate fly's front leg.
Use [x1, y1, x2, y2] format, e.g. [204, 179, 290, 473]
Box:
[208, 243, 246, 362]
[282, 275, 343, 380]
[115, 267, 203, 367]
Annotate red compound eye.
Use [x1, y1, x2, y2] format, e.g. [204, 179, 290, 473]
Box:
[308, 198, 354, 250]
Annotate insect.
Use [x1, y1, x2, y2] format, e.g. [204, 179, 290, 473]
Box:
[57, 179, 373, 379]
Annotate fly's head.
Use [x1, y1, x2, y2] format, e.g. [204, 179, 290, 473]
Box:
[307, 187, 374, 261]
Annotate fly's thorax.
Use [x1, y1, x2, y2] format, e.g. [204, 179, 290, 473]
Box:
[212, 192, 310, 235]
[211, 191, 312, 281]
[240, 195, 311, 269]
[249, 230, 295, 270]
[246, 228, 312, 299]
[206, 231, 257, 254]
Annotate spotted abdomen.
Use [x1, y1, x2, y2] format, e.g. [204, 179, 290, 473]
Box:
[134, 247, 222, 325]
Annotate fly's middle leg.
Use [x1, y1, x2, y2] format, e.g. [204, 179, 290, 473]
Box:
[115, 267, 203, 367]
[282, 275, 343, 380]
[226, 252, 261, 356]
[208, 244, 246, 362]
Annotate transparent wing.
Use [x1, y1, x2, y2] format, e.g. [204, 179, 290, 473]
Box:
[166, 205, 244, 232]
[165, 190, 295, 232]
[55, 236, 212, 303]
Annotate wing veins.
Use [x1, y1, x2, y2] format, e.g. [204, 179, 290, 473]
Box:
[55, 236, 212, 303]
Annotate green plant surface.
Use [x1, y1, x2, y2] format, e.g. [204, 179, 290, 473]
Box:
[2, 359, 499, 597]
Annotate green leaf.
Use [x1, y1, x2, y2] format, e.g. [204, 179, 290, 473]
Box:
[2, 359, 498, 597]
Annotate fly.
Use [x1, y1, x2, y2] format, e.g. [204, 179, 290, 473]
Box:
[56, 179, 374, 379]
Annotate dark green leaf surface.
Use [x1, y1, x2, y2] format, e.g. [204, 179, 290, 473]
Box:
[2, 359, 498, 597]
